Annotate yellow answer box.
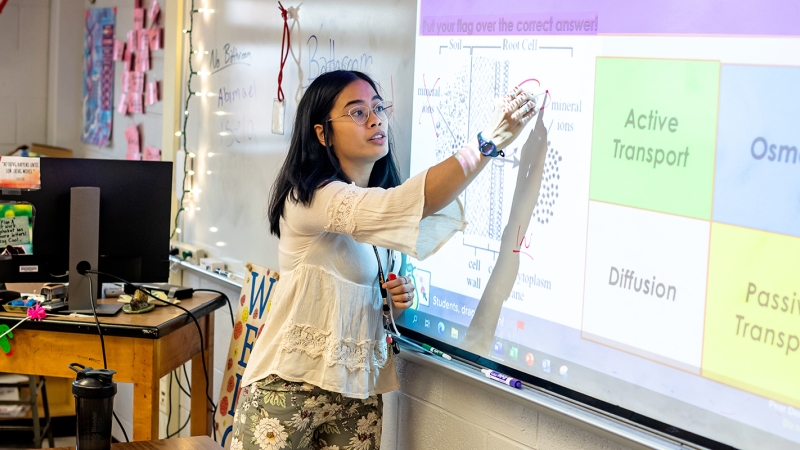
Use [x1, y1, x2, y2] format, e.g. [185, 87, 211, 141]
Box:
[704, 223, 800, 407]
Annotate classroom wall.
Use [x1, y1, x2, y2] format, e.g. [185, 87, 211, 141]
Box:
[383, 359, 633, 450]
[0, 0, 50, 157]
[45, 0, 165, 160]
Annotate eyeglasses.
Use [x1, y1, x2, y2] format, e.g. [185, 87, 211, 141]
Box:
[326, 101, 393, 125]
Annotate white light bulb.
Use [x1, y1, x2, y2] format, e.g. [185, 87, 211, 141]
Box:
[215, 242, 226, 247]
[188, 170, 195, 175]
[206, 92, 216, 97]
[188, 152, 196, 158]
[208, 152, 215, 157]
[206, 170, 212, 175]
[210, 227, 218, 232]
[175, 131, 182, 136]
[175, 228, 182, 234]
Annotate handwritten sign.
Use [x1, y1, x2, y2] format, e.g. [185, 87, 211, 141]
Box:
[0, 157, 40, 190]
[0, 217, 31, 247]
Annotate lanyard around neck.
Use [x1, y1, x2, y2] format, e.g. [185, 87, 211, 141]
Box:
[372, 245, 389, 301]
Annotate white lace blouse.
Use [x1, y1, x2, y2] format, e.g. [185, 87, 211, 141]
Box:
[240, 168, 466, 398]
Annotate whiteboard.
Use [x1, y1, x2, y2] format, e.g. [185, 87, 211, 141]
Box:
[179, 0, 416, 274]
[401, 1, 800, 449]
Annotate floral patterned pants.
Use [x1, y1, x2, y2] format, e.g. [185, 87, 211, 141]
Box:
[231, 375, 383, 450]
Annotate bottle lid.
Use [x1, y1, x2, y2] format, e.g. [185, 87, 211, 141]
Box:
[70, 363, 117, 398]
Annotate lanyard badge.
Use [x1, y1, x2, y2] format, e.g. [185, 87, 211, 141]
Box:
[373, 245, 400, 355]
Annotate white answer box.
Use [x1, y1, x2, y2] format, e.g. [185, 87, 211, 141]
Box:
[581, 201, 710, 373]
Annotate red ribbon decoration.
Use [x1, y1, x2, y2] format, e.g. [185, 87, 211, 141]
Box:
[277, 2, 291, 102]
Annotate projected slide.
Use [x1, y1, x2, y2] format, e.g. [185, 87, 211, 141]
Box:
[403, 1, 800, 449]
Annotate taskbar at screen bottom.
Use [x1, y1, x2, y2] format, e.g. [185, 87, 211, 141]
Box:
[395, 310, 800, 450]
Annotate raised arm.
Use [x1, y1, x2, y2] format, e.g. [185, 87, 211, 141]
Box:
[422, 87, 537, 218]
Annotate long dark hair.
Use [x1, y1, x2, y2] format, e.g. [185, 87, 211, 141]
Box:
[267, 70, 401, 237]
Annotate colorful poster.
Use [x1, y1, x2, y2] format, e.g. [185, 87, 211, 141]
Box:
[214, 264, 279, 448]
[81, 8, 116, 146]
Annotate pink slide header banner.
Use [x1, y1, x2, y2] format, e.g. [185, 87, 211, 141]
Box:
[419, 0, 800, 36]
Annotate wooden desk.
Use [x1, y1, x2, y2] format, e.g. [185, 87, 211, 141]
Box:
[50, 435, 219, 449]
[0, 293, 224, 441]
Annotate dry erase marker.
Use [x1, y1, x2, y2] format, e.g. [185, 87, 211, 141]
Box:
[481, 368, 522, 389]
[421, 343, 452, 360]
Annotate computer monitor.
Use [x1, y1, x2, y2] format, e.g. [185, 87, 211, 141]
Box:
[0, 158, 173, 312]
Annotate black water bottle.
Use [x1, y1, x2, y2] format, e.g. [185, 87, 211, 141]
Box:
[70, 363, 117, 450]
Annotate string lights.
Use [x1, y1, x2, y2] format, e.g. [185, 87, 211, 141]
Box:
[171, 1, 213, 238]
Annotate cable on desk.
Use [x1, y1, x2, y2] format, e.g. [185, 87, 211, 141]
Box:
[182, 364, 192, 392]
[176, 366, 192, 398]
[193, 289, 234, 327]
[84, 269, 218, 441]
[166, 371, 174, 438]
[84, 274, 129, 443]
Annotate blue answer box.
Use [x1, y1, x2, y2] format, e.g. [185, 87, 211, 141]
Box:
[713, 64, 800, 238]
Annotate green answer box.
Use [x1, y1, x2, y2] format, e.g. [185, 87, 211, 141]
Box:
[590, 58, 720, 220]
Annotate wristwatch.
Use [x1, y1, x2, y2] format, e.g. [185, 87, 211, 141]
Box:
[477, 132, 504, 157]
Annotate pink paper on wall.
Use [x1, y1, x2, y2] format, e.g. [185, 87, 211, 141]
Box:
[124, 124, 141, 159]
[134, 0, 142, 7]
[144, 146, 161, 161]
[113, 41, 125, 61]
[117, 93, 129, 114]
[133, 8, 145, 29]
[132, 72, 145, 93]
[127, 30, 136, 50]
[148, 28, 161, 51]
[129, 94, 144, 114]
[123, 48, 132, 71]
[146, 81, 159, 105]
[137, 46, 150, 72]
[148, 1, 160, 26]
[138, 29, 149, 51]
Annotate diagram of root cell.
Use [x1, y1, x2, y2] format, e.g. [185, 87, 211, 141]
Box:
[434, 56, 509, 241]
[533, 141, 562, 225]
[462, 110, 549, 357]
